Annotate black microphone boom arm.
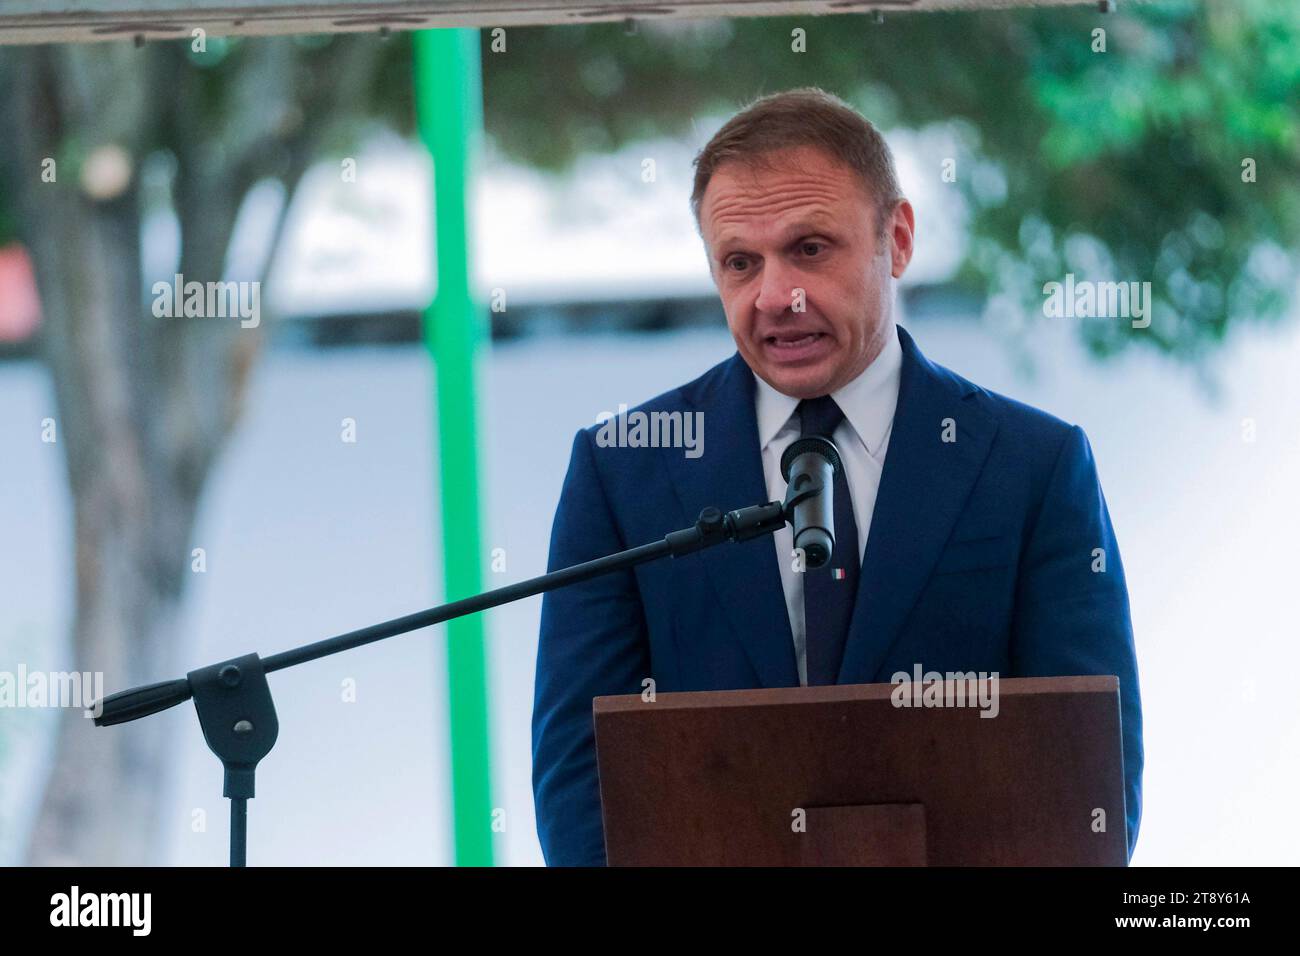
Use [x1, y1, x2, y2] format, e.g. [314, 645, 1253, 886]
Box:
[92, 493, 815, 866]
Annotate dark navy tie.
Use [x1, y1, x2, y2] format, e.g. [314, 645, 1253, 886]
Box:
[798, 395, 860, 686]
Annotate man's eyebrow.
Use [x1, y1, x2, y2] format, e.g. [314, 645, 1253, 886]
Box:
[714, 220, 838, 253]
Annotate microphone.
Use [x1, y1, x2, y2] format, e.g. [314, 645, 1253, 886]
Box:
[779, 436, 843, 570]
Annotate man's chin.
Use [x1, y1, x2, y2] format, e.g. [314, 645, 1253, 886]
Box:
[757, 362, 839, 399]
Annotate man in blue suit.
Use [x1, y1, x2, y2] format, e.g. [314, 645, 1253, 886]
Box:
[532, 87, 1142, 866]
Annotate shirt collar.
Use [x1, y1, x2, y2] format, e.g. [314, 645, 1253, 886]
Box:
[754, 321, 903, 458]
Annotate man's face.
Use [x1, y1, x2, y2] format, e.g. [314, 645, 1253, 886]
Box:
[700, 145, 915, 398]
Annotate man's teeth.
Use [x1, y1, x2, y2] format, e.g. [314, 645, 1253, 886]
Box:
[770, 333, 822, 347]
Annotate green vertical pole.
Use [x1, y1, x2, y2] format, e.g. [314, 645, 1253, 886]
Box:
[413, 27, 494, 867]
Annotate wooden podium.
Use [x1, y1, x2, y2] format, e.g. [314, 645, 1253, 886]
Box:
[593, 675, 1127, 866]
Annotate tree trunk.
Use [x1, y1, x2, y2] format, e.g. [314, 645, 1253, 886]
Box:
[2, 44, 258, 865]
[0, 34, 386, 865]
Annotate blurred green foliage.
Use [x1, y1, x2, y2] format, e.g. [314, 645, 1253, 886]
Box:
[480, 0, 1299, 360]
[1, 2, 1295, 362]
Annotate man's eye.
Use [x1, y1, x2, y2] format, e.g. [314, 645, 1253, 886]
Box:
[800, 241, 825, 257]
[725, 257, 750, 272]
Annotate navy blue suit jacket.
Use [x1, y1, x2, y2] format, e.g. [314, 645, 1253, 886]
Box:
[532, 323, 1143, 865]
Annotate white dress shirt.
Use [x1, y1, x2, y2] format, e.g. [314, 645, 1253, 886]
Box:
[753, 322, 904, 686]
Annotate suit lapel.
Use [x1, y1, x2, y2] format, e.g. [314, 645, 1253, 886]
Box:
[663, 353, 800, 688]
[836, 324, 999, 685]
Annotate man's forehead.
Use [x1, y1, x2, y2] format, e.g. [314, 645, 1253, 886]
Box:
[700, 158, 870, 241]
[709, 211, 842, 249]
[704, 184, 867, 244]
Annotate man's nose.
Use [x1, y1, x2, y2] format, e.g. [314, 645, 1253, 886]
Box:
[753, 259, 803, 317]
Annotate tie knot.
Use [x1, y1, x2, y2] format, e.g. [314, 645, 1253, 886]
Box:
[798, 395, 845, 438]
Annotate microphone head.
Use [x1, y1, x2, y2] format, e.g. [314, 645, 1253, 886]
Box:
[798, 531, 833, 569]
[780, 435, 842, 483]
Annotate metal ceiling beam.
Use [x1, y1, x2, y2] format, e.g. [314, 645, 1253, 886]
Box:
[0, 1, 1097, 47]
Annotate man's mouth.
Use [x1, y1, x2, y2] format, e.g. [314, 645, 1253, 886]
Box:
[759, 330, 833, 365]
[765, 331, 827, 349]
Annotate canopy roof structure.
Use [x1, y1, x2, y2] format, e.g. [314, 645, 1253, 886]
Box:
[1, 0, 1096, 46]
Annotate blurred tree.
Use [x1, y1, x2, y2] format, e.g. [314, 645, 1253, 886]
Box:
[0, 0, 1296, 864]
[0, 34, 409, 864]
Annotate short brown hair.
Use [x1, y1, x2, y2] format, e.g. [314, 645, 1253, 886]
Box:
[690, 87, 903, 240]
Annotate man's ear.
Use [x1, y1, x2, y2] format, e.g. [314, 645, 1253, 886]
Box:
[888, 199, 916, 279]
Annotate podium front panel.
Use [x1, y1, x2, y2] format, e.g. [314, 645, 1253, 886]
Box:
[593, 675, 1126, 866]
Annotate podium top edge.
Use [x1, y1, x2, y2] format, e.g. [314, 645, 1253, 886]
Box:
[593, 674, 1118, 714]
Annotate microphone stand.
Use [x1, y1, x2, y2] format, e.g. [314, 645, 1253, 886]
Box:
[94, 479, 824, 866]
